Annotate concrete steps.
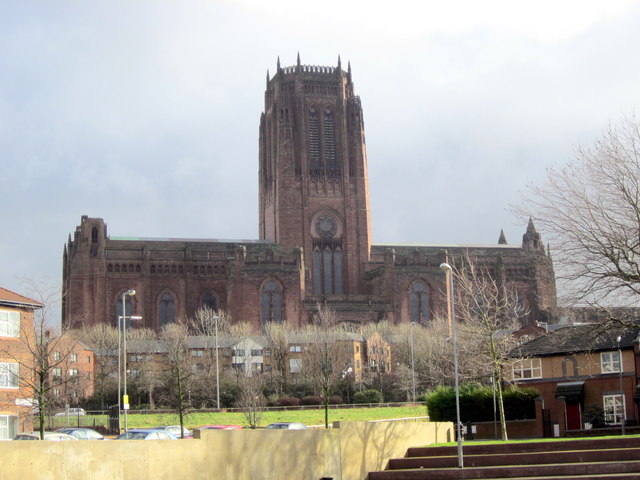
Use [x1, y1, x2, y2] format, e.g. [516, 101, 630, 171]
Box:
[367, 437, 640, 480]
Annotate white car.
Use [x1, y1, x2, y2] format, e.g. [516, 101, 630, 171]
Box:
[14, 432, 78, 441]
[54, 407, 86, 417]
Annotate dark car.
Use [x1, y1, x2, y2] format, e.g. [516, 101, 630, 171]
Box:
[115, 429, 177, 440]
[54, 427, 105, 440]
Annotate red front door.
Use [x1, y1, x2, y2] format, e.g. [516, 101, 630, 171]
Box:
[566, 402, 582, 430]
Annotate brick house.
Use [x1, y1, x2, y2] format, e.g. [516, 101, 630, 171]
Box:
[0, 287, 42, 439]
[62, 58, 557, 334]
[508, 323, 639, 434]
[48, 335, 95, 408]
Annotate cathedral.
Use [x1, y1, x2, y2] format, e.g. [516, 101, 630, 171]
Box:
[62, 57, 557, 332]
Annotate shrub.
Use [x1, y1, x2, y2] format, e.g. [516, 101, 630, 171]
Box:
[329, 395, 343, 405]
[300, 396, 322, 405]
[353, 389, 384, 404]
[278, 396, 300, 407]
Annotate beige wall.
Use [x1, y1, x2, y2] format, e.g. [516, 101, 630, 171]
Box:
[0, 420, 452, 480]
[540, 349, 634, 378]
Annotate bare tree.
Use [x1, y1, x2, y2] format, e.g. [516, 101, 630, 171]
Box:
[263, 322, 291, 395]
[235, 374, 266, 429]
[159, 323, 193, 438]
[451, 255, 524, 441]
[302, 304, 352, 428]
[82, 324, 118, 409]
[518, 116, 640, 308]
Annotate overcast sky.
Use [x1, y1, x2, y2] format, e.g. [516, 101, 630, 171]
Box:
[3, 1, 640, 306]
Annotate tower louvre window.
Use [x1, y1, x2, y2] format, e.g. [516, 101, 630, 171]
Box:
[308, 109, 321, 176]
[324, 109, 338, 178]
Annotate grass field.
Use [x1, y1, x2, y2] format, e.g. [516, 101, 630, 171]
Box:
[45, 404, 428, 430]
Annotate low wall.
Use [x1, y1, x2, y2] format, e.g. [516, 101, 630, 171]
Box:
[472, 419, 537, 440]
[0, 420, 452, 480]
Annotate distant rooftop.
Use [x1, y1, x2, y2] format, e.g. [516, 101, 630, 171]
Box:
[111, 236, 269, 244]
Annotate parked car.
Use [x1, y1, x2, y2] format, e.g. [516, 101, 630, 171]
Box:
[115, 429, 177, 440]
[151, 425, 192, 438]
[54, 427, 104, 440]
[14, 432, 78, 441]
[54, 407, 86, 417]
[264, 422, 307, 430]
[198, 424, 243, 430]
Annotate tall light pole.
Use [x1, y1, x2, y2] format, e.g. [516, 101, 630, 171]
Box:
[617, 335, 625, 435]
[440, 262, 463, 469]
[214, 313, 220, 410]
[119, 289, 136, 433]
[409, 321, 416, 402]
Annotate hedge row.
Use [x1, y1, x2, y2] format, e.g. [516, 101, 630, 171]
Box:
[423, 384, 538, 422]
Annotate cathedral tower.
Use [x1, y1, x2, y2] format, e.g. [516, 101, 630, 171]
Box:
[259, 56, 371, 296]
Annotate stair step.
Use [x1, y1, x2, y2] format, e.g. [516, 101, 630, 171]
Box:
[390, 446, 640, 469]
[368, 459, 640, 479]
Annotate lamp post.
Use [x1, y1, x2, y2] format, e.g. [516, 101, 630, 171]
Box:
[617, 335, 625, 435]
[214, 313, 220, 410]
[409, 321, 416, 402]
[119, 289, 136, 433]
[440, 262, 463, 469]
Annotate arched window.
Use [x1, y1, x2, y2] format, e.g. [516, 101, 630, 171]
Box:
[150, 265, 156, 274]
[201, 292, 217, 312]
[308, 108, 321, 176]
[159, 293, 175, 327]
[410, 281, 430, 324]
[261, 280, 282, 325]
[323, 108, 338, 178]
[115, 295, 134, 330]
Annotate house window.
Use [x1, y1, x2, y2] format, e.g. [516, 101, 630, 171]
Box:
[87, 356, 91, 363]
[290, 358, 302, 373]
[251, 349, 262, 356]
[263, 349, 271, 357]
[0, 363, 19, 388]
[71, 353, 77, 362]
[603, 394, 625, 424]
[69, 369, 79, 377]
[265, 365, 272, 372]
[52, 368, 62, 380]
[191, 350, 204, 357]
[601, 351, 621, 373]
[233, 349, 245, 357]
[0, 415, 18, 440]
[289, 345, 301, 353]
[0, 310, 20, 337]
[53, 351, 61, 361]
[511, 358, 542, 380]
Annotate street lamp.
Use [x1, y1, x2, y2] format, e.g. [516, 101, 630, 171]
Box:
[118, 289, 136, 433]
[409, 321, 416, 402]
[214, 313, 220, 410]
[617, 335, 625, 435]
[440, 262, 463, 469]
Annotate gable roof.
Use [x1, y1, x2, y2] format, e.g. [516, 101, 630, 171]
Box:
[509, 323, 640, 358]
[0, 287, 43, 309]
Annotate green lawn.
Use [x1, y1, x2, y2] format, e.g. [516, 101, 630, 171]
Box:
[45, 405, 428, 430]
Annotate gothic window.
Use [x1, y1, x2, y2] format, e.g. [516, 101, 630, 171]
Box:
[159, 293, 175, 327]
[129, 264, 134, 273]
[178, 265, 183, 274]
[136, 265, 141, 273]
[261, 280, 282, 325]
[115, 265, 120, 273]
[115, 294, 134, 330]
[171, 265, 177, 274]
[207, 266, 213, 275]
[308, 108, 321, 176]
[200, 266, 205, 275]
[150, 265, 156, 274]
[108, 264, 113, 273]
[312, 241, 343, 295]
[201, 292, 217, 312]
[91, 228, 98, 243]
[409, 281, 430, 324]
[193, 266, 198, 275]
